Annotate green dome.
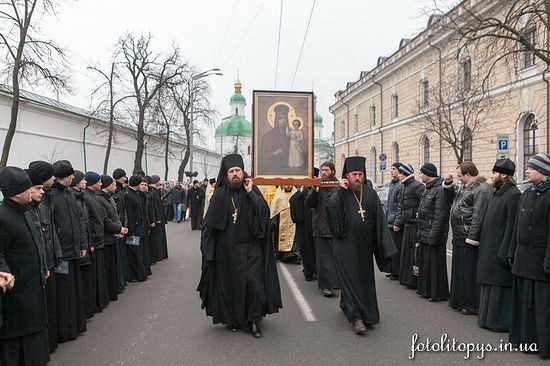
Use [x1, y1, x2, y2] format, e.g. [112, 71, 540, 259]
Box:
[230, 92, 246, 104]
[215, 115, 252, 137]
[314, 109, 323, 125]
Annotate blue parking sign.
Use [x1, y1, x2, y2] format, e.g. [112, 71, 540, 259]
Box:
[497, 135, 509, 152]
[380, 162, 387, 172]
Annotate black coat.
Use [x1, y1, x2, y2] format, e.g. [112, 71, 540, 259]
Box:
[83, 188, 105, 249]
[394, 176, 425, 228]
[305, 187, 332, 237]
[96, 190, 123, 246]
[167, 187, 185, 204]
[187, 187, 205, 216]
[386, 177, 402, 227]
[508, 179, 550, 282]
[39, 191, 63, 270]
[150, 187, 166, 225]
[0, 199, 48, 339]
[477, 184, 521, 287]
[113, 183, 127, 227]
[50, 181, 86, 260]
[125, 188, 148, 237]
[444, 176, 491, 245]
[416, 177, 450, 246]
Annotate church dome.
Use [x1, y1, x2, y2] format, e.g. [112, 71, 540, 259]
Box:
[230, 78, 246, 104]
[215, 115, 252, 137]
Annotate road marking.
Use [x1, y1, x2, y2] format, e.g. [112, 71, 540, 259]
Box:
[277, 262, 317, 322]
[446, 249, 453, 257]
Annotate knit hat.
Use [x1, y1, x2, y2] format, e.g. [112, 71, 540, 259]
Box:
[85, 171, 101, 186]
[28, 161, 54, 183]
[209, 178, 216, 185]
[527, 153, 550, 177]
[0, 167, 32, 198]
[133, 169, 146, 177]
[145, 176, 152, 185]
[493, 159, 516, 176]
[53, 160, 74, 178]
[100, 175, 114, 189]
[24, 168, 43, 186]
[112, 168, 126, 180]
[151, 175, 161, 184]
[391, 162, 403, 170]
[420, 163, 438, 177]
[398, 163, 414, 177]
[71, 170, 85, 187]
[128, 175, 143, 187]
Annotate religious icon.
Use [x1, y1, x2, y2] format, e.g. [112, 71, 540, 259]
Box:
[252, 90, 314, 179]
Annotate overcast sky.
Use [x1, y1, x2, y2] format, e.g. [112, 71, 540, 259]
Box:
[39, 0, 439, 146]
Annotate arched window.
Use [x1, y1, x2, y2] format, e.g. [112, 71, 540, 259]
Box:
[370, 147, 377, 183]
[391, 142, 399, 163]
[420, 135, 430, 166]
[523, 113, 539, 167]
[459, 57, 472, 94]
[462, 127, 473, 162]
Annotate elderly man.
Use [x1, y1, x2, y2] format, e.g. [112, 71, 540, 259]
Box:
[326, 156, 396, 334]
[508, 153, 550, 359]
[198, 154, 281, 338]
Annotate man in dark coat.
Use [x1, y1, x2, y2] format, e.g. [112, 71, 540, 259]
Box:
[394, 163, 425, 288]
[96, 175, 127, 302]
[477, 159, 520, 332]
[416, 163, 450, 302]
[83, 171, 109, 312]
[305, 162, 340, 296]
[198, 154, 282, 338]
[290, 186, 316, 282]
[149, 175, 168, 261]
[326, 156, 396, 335]
[124, 176, 149, 282]
[387, 162, 403, 280]
[443, 161, 491, 316]
[50, 161, 87, 342]
[112, 168, 129, 292]
[167, 182, 185, 223]
[187, 180, 205, 230]
[508, 153, 550, 359]
[0, 167, 49, 366]
[28, 161, 63, 353]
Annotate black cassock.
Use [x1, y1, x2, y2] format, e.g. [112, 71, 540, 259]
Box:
[290, 188, 316, 278]
[198, 185, 282, 326]
[326, 185, 396, 324]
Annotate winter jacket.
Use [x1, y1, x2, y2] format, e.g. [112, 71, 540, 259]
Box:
[305, 187, 333, 237]
[125, 188, 148, 237]
[96, 190, 123, 246]
[394, 175, 425, 228]
[50, 181, 86, 260]
[113, 183, 127, 227]
[386, 177, 403, 227]
[477, 184, 521, 287]
[444, 175, 491, 245]
[39, 191, 63, 270]
[416, 177, 450, 246]
[167, 187, 185, 204]
[508, 179, 550, 282]
[83, 188, 105, 249]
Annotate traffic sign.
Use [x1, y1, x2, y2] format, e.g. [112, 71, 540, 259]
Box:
[497, 135, 509, 152]
[496, 153, 510, 160]
[379, 153, 387, 162]
[380, 162, 387, 172]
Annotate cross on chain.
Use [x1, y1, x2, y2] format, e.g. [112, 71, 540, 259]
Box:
[358, 206, 366, 221]
[232, 209, 238, 224]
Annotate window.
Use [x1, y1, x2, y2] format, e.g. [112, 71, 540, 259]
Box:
[420, 80, 429, 108]
[523, 113, 539, 168]
[391, 142, 399, 163]
[235, 108, 238, 115]
[391, 94, 399, 119]
[370, 105, 376, 126]
[459, 57, 471, 94]
[354, 113, 359, 132]
[461, 127, 473, 162]
[420, 135, 430, 166]
[520, 26, 536, 69]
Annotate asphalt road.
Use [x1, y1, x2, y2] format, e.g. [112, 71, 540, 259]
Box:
[49, 222, 542, 366]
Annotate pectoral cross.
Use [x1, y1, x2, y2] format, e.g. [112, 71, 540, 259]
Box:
[358, 206, 366, 222]
[232, 209, 238, 224]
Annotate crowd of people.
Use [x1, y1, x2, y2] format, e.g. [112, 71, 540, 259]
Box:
[198, 152, 549, 360]
[0, 161, 170, 366]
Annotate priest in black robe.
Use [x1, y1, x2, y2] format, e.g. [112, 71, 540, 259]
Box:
[198, 154, 282, 338]
[507, 153, 550, 359]
[187, 181, 205, 230]
[326, 156, 396, 335]
[290, 186, 316, 281]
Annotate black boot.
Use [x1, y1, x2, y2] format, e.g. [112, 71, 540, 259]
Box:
[249, 322, 261, 338]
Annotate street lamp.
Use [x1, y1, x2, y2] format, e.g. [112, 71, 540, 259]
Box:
[189, 68, 222, 179]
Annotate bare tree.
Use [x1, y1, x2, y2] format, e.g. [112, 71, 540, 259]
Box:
[116, 32, 183, 173]
[88, 62, 135, 174]
[169, 69, 216, 181]
[0, 0, 69, 168]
